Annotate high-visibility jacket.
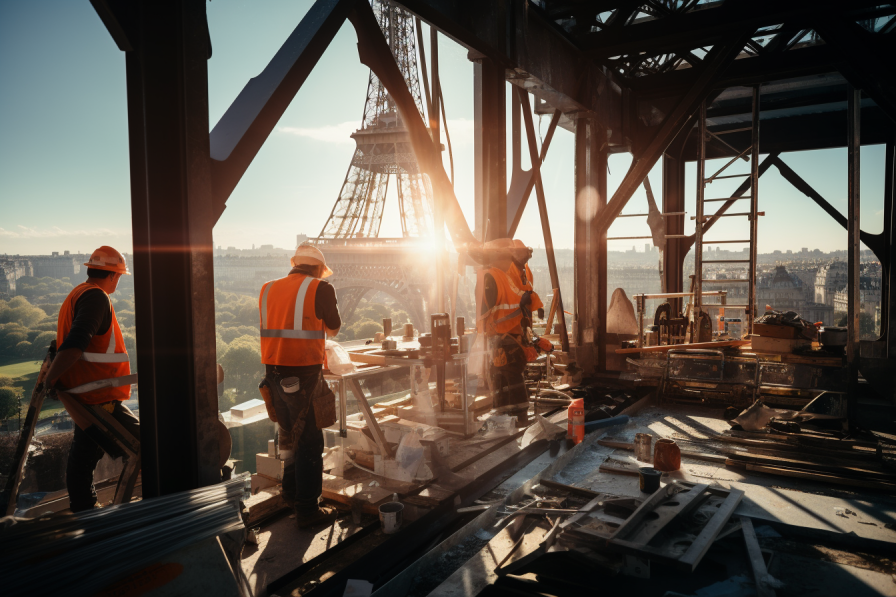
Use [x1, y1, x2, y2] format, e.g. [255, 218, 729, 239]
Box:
[56, 282, 131, 404]
[476, 267, 524, 336]
[509, 264, 544, 312]
[259, 274, 327, 366]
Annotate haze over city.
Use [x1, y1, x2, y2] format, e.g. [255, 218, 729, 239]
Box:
[0, 0, 889, 257]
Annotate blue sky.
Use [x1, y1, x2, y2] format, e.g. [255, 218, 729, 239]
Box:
[0, 0, 886, 257]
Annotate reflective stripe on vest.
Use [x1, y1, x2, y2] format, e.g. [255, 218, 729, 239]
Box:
[56, 282, 132, 404]
[259, 274, 327, 366]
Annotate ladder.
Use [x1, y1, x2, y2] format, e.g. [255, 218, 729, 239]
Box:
[693, 85, 761, 335]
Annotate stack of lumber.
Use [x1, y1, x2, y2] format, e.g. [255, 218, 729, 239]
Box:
[750, 322, 814, 354]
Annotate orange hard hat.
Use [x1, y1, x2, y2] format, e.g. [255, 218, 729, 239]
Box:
[84, 246, 131, 275]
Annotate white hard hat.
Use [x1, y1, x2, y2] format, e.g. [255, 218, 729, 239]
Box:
[290, 243, 333, 278]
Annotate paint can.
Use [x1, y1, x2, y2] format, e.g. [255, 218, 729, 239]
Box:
[379, 501, 404, 534]
[634, 433, 653, 462]
[639, 467, 662, 493]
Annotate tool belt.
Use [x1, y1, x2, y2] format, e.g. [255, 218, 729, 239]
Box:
[258, 370, 337, 450]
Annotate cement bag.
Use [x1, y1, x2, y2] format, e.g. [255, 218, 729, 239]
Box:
[395, 429, 424, 478]
[326, 339, 356, 375]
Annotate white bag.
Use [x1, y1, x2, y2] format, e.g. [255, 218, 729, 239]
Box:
[326, 339, 356, 375]
[394, 429, 424, 477]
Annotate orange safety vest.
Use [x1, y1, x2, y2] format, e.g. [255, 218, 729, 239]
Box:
[259, 274, 327, 367]
[476, 267, 524, 336]
[56, 282, 131, 404]
[509, 263, 544, 312]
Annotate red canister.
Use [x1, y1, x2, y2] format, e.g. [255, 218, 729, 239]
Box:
[567, 398, 585, 445]
[653, 438, 681, 472]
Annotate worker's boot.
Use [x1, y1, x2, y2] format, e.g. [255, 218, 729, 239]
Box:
[295, 505, 340, 528]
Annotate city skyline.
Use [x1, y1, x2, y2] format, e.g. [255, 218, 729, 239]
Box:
[1, 0, 889, 257]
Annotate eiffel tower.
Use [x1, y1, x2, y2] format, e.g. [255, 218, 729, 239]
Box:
[312, 0, 438, 329]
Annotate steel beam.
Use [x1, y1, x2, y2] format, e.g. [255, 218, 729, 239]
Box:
[208, 0, 355, 221]
[518, 88, 569, 352]
[813, 18, 896, 124]
[771, 156, 886, 262]
[581, 0, 885, 59]
[507, 106, 561, 237]
[662, 142, 687, 314]
[682, 107, 895, 159]
[574, 117, 604, 373]
[349, 1, 476, 247]
[473, 57, 507, 241]
[886, 140, 896, 357]
[397, 0, 621, 127]
[847, 87, 861, 430]
[594, 31, 753, 235]
[117, 0, 222, 495]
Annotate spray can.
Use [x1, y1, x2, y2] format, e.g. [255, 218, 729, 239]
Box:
[567, 398, 585, 445]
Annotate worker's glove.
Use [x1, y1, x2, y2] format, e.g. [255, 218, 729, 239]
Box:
[534, 337, 554, 354]
[537, 308, 545, 320]
[520, 291, 533, 310]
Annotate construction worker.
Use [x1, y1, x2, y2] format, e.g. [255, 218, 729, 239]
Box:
[258, 243, 342, 528]
[45, 246, 139, 512]
[474, 239, 537, 426]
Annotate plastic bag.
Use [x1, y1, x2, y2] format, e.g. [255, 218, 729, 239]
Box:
[326, 339, 356, 375]
[394, 429, 424, 477]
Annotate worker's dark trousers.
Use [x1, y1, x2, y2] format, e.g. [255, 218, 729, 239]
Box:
[66, 401, 140, 512]
[490, 336, 530, 427]
[266, 365, 325, 515]
[282, 406, 324, 515]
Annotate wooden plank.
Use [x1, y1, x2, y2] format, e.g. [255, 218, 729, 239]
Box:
[609, 482, 682, 543]
[741, 516, 776, 597]
[626, 484, 710, 545]
[616, 340, 749, 354]
[730, 461, 896, 492]
[348, 378, 393, 458]
[678, 487, 744, 571]
[597, 439, 635, 450]
[721, 449, 892, 478]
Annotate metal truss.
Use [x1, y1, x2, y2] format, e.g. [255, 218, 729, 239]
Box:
[539, 0, 896, 86]
[318, 0, 433, 239]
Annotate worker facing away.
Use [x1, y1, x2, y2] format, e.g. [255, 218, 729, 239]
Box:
[45, 246, 139, 512]
[258, 243, 342, 528]
[473, 239, 551, 427]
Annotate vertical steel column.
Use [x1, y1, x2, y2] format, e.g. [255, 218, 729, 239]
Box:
[574, 118, 601, 373]
[431, 31, 444, 312]
[886, 140, 896, 358]
[747, 85, 761, 333]
[662, 147, 687, 312]
[847, 86, 861, 429]
[126, 0, 221, 496]
[473, 58, 506, 240]
[694, 101, 707, 316]
[596, 126, 608, 372]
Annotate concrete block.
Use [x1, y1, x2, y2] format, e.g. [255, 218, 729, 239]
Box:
[250, 473, 278, 495]
[231, 399, 267, 420]
[267, 439, 276, 457]
[256, 453, 293, 481]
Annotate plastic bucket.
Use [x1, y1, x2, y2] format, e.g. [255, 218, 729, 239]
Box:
[379, 501, 404, 534]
